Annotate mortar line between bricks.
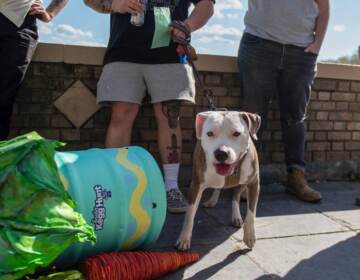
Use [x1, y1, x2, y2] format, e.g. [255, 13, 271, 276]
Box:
[224, 236, 272, 276]
[246, 253, 273, 275]
[315, 209, 357, 232]
[152, 229, 359, 251]
[207, 211, 356, 238]
[246, 229, 355, 242]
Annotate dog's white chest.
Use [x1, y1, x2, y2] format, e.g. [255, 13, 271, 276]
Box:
[238, 155, 254, 184]
[203, 168, 226, 189]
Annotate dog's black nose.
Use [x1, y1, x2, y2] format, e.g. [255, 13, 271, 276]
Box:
[214, 149, 228, 162]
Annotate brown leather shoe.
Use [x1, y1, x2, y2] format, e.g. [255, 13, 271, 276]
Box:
[286, 169, 322, 203]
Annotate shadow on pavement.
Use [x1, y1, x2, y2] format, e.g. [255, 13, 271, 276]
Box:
[152, 182, 360, 279]
[185, 249, 251, 280]
[255, 234, 360, 280]
[153, 188, 244, 279]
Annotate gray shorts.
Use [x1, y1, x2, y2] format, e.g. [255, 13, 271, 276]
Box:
[97, 62, 196, 105]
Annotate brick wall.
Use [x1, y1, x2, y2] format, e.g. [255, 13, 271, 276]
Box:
[263, 79, 360, 164]
[9, 44, 360, 169]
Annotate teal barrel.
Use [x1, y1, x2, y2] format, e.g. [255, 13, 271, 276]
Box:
[54, 146, 166, 267]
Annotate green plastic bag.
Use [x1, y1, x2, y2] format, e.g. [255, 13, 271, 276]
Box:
[0, 132, 96, 280]
[151, 7, 172, 49]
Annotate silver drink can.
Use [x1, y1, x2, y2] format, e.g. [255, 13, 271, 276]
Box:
[130, 0, 147, 27]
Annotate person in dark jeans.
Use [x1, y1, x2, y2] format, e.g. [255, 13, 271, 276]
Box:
[0, 0, 69, 140]
[238, 0, 330, 203]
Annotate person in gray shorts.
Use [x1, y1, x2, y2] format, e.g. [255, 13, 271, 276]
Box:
[238, 0, 329, 203]
[84, 0, 214, 213]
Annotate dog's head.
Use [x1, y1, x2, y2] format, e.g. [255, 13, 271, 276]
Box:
[196, 111, 261, 176]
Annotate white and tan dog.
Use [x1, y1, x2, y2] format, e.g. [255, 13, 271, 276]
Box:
[176, 111, 261, 251]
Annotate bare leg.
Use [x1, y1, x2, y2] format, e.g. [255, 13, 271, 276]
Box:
[153, 102, 182, 164]
[105, 102, 140, 148]
[154, 102, 188, 212]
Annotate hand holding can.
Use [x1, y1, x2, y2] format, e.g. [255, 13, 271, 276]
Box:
[111, 0, 144, 15]
[130, 0, 147, 26]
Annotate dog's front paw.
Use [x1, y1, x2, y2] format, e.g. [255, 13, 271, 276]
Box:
[202, 199, 217, 208]
[176, 235, 192, 251]
[202, 190, 220, 208]
[243, 212, 256, 249]
[232, 215, 243, 228]
[243, 224, 256, 249]
[232, 201, 243, 228]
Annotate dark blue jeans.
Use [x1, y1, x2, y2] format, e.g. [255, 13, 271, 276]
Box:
[0, 13, 38, 140]
[238, 33, 318, 171]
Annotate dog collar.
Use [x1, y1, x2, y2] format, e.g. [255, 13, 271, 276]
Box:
[236, 144, 250, 164]
[222, 149, 249, 183]
[228, 147, 249, 176]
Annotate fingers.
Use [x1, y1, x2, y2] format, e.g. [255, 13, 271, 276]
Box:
[304, 45, 319, 54]
[112, 0, 144, 14]
[304, 43, 314, 53]
[304, 42, 320, 54]
[128, 0, 144, 13]
[174, 30, 186, 39]
[29, 9, 45, 16]
[29, 3, 43, 10]
[31, 0, 43, 6]
[29, 2, 45, 14]
[29, 7, 51, 22]
[29, 1, 44, 10]
[28, 0, 53, 22]
[128, 6, 142, 14]
[170, 27, 186, 39]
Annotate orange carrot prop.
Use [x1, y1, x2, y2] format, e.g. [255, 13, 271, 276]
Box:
[81, 251, 199, 280]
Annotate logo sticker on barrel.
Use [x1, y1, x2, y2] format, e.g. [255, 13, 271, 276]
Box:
[91, 185, 112, 231]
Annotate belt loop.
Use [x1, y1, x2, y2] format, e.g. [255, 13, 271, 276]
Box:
[280, 44, 286, 69]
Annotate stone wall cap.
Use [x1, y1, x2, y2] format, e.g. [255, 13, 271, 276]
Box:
[32, 43, 360, 81]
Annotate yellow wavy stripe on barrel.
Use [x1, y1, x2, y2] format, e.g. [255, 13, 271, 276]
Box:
[116, 148, 151, 249]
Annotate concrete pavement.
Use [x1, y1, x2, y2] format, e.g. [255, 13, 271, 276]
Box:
[153, 182, 360, 280]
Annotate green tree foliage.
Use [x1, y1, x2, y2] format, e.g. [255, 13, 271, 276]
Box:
[322, 49, 360, 65]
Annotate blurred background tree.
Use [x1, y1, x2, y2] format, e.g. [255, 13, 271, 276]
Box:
[322, 48, 360, 65]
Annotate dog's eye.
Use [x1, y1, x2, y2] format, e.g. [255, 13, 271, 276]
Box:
[207, 131, 214, 137]
[233, 132, 241, 137]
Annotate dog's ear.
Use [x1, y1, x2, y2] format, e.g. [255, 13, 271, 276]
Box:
[239, 112, 261, 140]
[195, 112, 210, 139]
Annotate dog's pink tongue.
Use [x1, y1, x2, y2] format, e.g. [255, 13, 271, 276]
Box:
[215, 164, 233, 176]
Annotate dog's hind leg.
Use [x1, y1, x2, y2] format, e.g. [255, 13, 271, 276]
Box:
[232, 186, 246, 228]
[202, 189, 221, 208]
[243, 178, 260, 249]
[176, 185, 204, 251]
